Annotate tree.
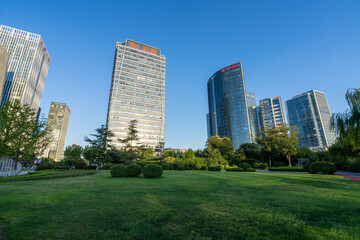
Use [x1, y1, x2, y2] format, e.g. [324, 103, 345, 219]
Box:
[228, 148, 246, 166]
[84, 125, 114, 169]
[205, 148, 225, 167]
[206, 136, 234, 160]
[184, 149, 195, 159]
[162, 149, 176, 158]
[0, 101, 51, 172]
[238, 143, 261, 160]
[257, 124, 298, 167]
[63, 145, 83, 166]
[119, 120, 140, 153]
[139, 146, 154, 158]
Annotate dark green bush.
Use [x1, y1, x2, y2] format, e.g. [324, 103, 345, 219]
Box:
[110, 164, 127, 177]
[226, 168, 234, 172]
[270, 167, 304, 172]
[37, 163, 53, 170]
[303, 162, 311, 172]
[238, 163, 252, 170]
[143, 164, 163, 178]
[162, 164, 174, 170]
[253, 163, 260, 168]
[208, 166, 221, 171]
[177, 166, 185, 170]
[200, 166, 207, 170]
[260, 163, 268, 169]
[308, 162, 337, 174]
[349, 159, 360, 173]
[53, 163, 69, 170]
[247, 168, 256, 172]
[75, 162, 86, 169]
[232, 167, 244, 172]
[126, 164, 142, 177]
[185, 166, 191, 170]
[84, 165, 97, 170]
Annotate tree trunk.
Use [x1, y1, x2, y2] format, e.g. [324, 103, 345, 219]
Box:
[268, 155, 272, 168]
[287, 155, 292, 167]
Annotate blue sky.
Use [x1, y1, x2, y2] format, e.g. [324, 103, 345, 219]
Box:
[1, 0, 359, 150]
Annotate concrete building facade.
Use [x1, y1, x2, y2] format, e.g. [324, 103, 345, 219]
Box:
[0, 43, 9, 100]
[0, 25, 50, 111]
[106, 39, 166, 151]
[45, 102, 70, 161]
[285, 90, 336, 149]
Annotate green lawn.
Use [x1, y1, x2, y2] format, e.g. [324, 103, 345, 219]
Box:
[0, 171, 359, 240]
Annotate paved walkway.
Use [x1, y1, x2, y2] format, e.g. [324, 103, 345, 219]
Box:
[335, 171, 360, 182]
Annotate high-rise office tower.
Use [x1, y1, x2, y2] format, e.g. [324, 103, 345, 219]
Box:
[0, 25, 50, 111]
[0, 43, 9, 100]
[246, 91, 259, 143]
[45, 102, 71, 161]
[246, 91, 256, 107]
[207, 62, 251, 150]
[106, 39, 166, 150]
[259, 96, 285, 131]
[285, 90, 336, 149]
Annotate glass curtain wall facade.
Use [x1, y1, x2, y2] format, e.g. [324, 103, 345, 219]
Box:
[106, 39, 166, 150]
[45, 102, 71, 162]
[0, 25, 50, 111]
[207, 62, 251, 150]
[0, 44, 9, 100]
[285, 90, 336, 149]
[259, 96, 285, 131]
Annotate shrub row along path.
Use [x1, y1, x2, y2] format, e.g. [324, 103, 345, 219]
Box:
[0, 171, 359, 240]
[335, 171, 360, 182]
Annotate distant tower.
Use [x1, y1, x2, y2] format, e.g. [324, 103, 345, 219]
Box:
[0, 43, 9, 100]
[106, 39, 166, 151]
[207, 62, 252, 150]
[45, 102, 71, 161]
[259, 96, 286, 131]
[0, 25, 50, 111]
[285, 90, 336, 149]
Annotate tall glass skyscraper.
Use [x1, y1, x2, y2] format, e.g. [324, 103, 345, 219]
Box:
[285, 90, 336, 149]
[0, 43, 9, 100]
[106, 39, 166, 150]
[0, 25, 50, 111]
[259, 96, 285, 131]
[207, 62, 251, 150]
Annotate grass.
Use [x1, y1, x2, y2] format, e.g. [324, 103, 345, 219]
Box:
[0, 170, 96, 183]
[270, 166, 305, 172]
[0, 170, 359, 240]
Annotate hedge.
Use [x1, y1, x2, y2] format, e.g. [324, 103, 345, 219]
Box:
[208, 166, 221, 171]
[307, 162, 336, 174]
[270, 167, 304, 172]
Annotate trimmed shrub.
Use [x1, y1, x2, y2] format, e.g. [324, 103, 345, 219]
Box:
[126, 164, 142, 177]
[260, 163, 269, 169]
[200, 166, 207, 170]
[247, 168, 256, 172]
[208, 166, 221, 171]
[53, 163, 69, 170]
[75, 162, 86, 169]
[111, 164, 127, 177]
[226, 168, 233, 172]
[185, 166, 191, 170]
[143, 164, 163, 178]
[36, 163, 53, 170]
[238, 163, 252, 170]
[303, 163, 311, 172]
[270, 167, 304, 172]
[84, 165, 97, 170]
[308, 162, 337, 174]
[232, 167, 244, 172]
[162, 164, 174, 170]
[253, 163, 260, 168]
[177, 166, 185, 170]
[349, 158, 360, 173]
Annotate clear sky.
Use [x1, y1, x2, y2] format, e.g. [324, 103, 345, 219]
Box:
[0, 0, 359, 150]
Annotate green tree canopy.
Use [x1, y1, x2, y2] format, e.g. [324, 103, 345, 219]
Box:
[206, 136, 234, 160]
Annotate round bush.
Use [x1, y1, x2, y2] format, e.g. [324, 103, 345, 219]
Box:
[253, 163, 260, 168]
[143, 164, 163, 178]
[208, 166, 221, 171]
[247, 168, 256, 172]
[260, 163, 268, 169]
[111, 164, 127, 177]
[126, 164, 142, 177]
[162, 164, 174, 170]
[232, 167, 244, 172]
[238, 163, 252, 170]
